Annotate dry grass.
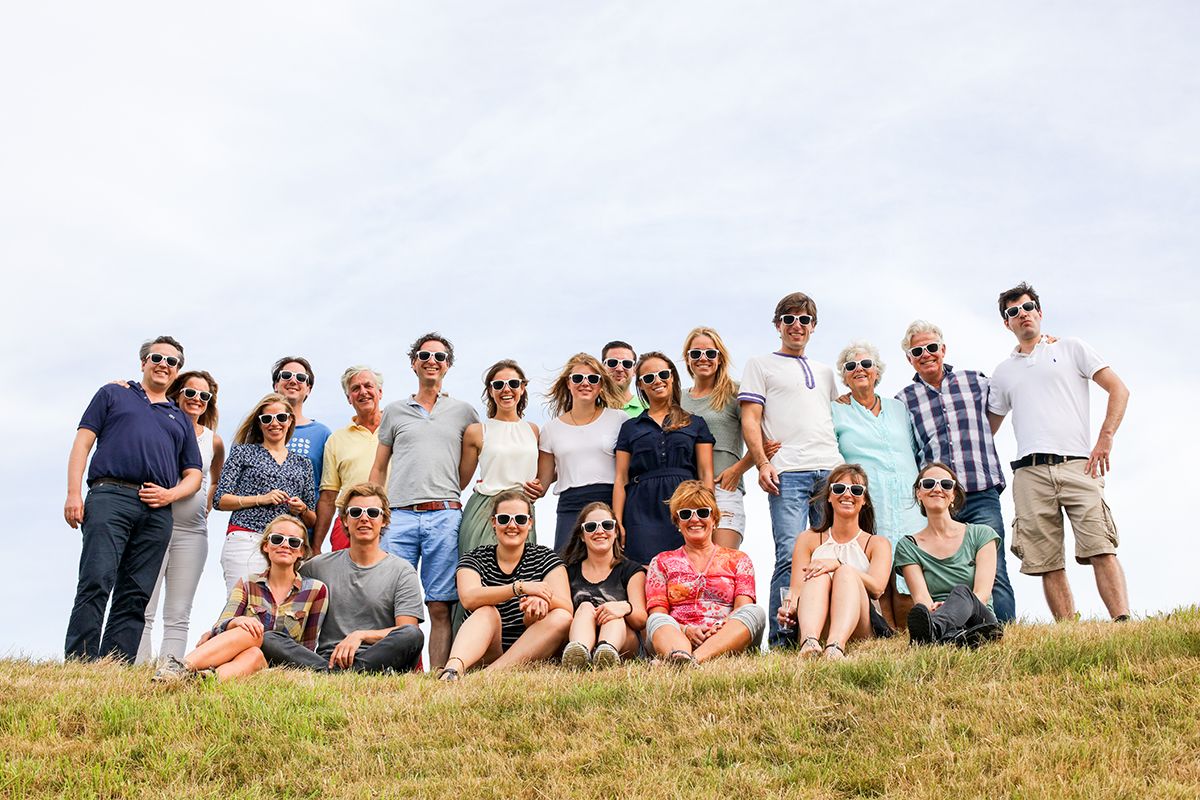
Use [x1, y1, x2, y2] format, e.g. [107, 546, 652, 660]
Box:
[3, 608, 1199, 799]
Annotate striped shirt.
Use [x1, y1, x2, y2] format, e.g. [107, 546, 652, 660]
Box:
[212, 571, 328, 651]
[895, 364, 1005, 494]
[457, 544, 564, 651]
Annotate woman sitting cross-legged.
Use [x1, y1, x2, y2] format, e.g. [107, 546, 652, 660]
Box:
[439, 491, 573, 680]
[645, 480, 766, 665]
[895, 462, 1003, 647]
[559, 502, 647, 669]
[152, 514, 327, 683]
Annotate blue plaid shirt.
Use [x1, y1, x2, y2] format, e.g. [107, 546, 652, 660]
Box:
[895, 364, 1005, 494]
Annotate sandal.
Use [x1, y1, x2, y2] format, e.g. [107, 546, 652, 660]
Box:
[823, 641, 846, 661]
[798, 636, 822, 659]
[667, 649, 698, 667]
[437, 657, 464, 682]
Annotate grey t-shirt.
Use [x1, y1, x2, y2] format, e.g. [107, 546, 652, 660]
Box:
[299, 550, 425, 657]
[378, 394, 479, 506]
[681, 387, 745, 492]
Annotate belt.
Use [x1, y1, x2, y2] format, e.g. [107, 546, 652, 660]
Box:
[1010, 453, 1085, 471]
[632, 468, 693, 485]
[395, 500, 462, 512]
[90, 477, 143, 491]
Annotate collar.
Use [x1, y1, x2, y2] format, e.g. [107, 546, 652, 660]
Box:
[250, 569, 303, 592]
[408, 392, 448, 407]
[771, 350, 808, 361]
[130, 380, 181, 409]
[912, 363, 956, 387]
[345, 417, 375, 432]
[1009, 336, 1051, 359]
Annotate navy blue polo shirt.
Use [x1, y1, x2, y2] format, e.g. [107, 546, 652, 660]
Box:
[78, 381, 202, 488]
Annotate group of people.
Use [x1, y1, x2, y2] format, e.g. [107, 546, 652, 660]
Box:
[62, 282, 1132, 681]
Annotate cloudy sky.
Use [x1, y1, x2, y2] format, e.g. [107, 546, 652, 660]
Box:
[2, 3, 1196, 658]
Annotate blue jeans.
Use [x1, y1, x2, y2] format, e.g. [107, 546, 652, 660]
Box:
[767, 469, 829, 647]
[65, 484, 173, 661]
[955, 487, 1016, 623]
[381, 508, 462, 602]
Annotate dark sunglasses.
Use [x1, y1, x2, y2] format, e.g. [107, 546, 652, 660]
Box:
[490, 379, 524, 391]
[843, 359, 875, 372]
[494, 513, 531, 526]
[919, 478, 956, 491]
[687, 348, 719, 361]
[569, 373, 601, 385]
[604, 358, 635, 370]
[416, 350, 449, 363]
[346, 506, 384, 519]
[830, 483, 866, 497]
[582, 519, 617, 534]
[1003, 301, 1039, 319]
[908, 342, 943, 358]
[146, 353, 181, 368]
[267, 533, 304, 549]
[639, 370, 672, 385]
[258, 412, 292, 425]
[180, 388, 212, 403]
[277, 370, 310, 384]
[779, 314, 813, 326]
[676, 507, 712, 521]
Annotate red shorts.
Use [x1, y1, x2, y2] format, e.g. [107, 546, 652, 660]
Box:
[330, 516, 350, 551]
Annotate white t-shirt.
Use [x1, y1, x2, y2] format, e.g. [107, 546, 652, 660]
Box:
[988, 337, 1107, 459]
[738, 352, 842, 473]
[538, 408, 627, 493]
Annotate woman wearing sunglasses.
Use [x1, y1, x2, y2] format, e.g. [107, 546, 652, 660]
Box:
[137, 370, 226, 665]
[535, 354, 627, 551]
[214, 393, 317, 592]
[614, 352, 714, 565]
[644, 481, 765, 665]
[559, 502, 647, 668]
[830, 340, 925, 627]
[893, 463, 1003, 646]
[439, 491, 572, 680]
[152, 514, 327, 683]
[777, 464, 893, 660]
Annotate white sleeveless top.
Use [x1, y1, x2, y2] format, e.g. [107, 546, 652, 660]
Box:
[811, 531, 873, 573]
[476, 419, 538, 496]
[171, 426, 214, 533]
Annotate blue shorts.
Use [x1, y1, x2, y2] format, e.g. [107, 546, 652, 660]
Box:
[381, 508, 461, 603]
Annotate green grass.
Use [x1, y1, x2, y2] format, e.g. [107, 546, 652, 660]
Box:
[3, 608, 1199, 799]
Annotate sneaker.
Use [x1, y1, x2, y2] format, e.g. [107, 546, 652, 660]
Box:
[592, 642, 621, 669]
[561, 641, 591, 670]
[151, 654, 194, 684]
[955, 621, 1004, 649]
[907, 604, 936, 645]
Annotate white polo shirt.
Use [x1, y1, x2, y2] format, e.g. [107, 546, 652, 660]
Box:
[738, 352, 841, 473]
[988, 337, 1107, 459]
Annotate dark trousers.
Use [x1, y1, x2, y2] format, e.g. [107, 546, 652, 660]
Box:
[65, 484, 173, 662]
[930, 585, 999, 640]
[956, 487, 1016, 623]
[261, 625, 424, 673]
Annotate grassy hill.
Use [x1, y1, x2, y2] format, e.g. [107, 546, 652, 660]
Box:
[3, 608, 1199, 799]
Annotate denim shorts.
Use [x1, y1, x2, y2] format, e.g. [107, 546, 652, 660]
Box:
[381, 508, 462, 602]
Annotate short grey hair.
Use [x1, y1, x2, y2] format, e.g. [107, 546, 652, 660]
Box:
[340, 365, 384, 396]
[900, 320, 944, 354]
[835, 340, 885, 385]
[139, 335, 185, 367]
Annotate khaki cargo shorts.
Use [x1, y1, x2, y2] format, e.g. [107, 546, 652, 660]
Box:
[1011, 459, 1119, 575]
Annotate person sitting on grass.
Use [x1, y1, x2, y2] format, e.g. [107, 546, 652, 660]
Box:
[644, 480, 766, 665]
[559, 502, 647, 669]
[153, 514, 326, 683]
[895, 462, 1004, 647]
[439, 491, 572, 680]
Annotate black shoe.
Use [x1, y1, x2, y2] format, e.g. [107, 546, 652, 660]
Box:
[949, 621, 1003, 648]
[907, 604, 936, 645]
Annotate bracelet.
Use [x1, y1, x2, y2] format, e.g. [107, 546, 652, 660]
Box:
[623, 601, 633, 617]
[512, 581, 519, 597]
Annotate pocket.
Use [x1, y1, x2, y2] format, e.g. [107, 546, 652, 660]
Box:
[1009, 518, 1025, 561]
[1100, 500, 1119, 548]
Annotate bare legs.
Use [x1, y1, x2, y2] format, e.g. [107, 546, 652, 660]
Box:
[651, 618, 752, 664]
[713, 528, 743, 550]
[427, 601, 452, 670]
[444, 606, 571, 674]
[183, 627, 267, 680]
[568, 602, 639, 657]
[796, 567, 872, 658]
[1041, 556, 1129, 621]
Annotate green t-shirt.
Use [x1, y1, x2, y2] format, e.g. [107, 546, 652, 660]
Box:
[622, 394, 648, 418]
[892, 523, 999, 607]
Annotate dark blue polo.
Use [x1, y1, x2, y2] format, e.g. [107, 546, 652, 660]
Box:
[78, 381, 202, 488]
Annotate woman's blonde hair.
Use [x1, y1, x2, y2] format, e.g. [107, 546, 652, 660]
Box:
[667, 480, 722, 527]
[682, 326, 737, 411]
[545, 353, 624, 417]
[233, 393, 296, 445]
[258, 514, 312, 570]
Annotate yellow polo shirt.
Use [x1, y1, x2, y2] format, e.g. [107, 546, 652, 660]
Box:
[320, 420, 387, 507]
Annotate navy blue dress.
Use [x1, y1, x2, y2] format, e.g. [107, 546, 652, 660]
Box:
[616, 412, 715, 565]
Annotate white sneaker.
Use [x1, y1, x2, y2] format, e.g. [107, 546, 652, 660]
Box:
[561, 640, 591, 670]
[592, 641, 621, 669]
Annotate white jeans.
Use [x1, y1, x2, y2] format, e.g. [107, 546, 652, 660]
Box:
[137, 523, 209, 664]
[220, 529, 268, 595]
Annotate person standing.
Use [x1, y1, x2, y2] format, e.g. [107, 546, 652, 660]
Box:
[63, 336, 203, 662]
[987, 282, 1131, 621]
[601, 340, 648, 418]
[272, 356, 332, 498]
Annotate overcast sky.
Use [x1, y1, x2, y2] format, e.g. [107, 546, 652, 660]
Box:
[2, 3, 1197, 659]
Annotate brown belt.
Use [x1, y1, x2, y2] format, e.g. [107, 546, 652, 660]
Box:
[395, 501, 462, 512]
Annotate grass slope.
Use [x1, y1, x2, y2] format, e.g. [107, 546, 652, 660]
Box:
[3, 609, 1199, 799]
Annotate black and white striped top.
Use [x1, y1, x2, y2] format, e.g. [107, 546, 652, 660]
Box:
[457, 544, 564, 651]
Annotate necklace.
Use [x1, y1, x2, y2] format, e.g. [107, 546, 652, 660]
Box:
[567, 405, 601, 426]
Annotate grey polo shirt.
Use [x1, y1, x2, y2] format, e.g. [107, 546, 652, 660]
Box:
[377, 394, 478, 506]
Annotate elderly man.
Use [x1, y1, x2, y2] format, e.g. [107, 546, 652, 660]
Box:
[64, 336, 203, 662]
[601, 340, 647, 417]
[313, 366, 386, 553]
[895, 320, 1017, 623]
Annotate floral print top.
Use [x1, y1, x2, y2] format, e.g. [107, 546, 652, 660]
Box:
[645, 546, 756, 627]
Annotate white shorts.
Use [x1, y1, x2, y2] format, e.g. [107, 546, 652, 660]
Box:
[715, 487, 746, 534]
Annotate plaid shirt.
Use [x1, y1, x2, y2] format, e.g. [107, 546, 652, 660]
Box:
[213, 571, 328, 651]
[895, 364, 1005, 494]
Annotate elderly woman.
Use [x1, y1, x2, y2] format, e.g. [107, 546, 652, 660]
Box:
[894, 462, 1003, 646]
[644, 481, 766, 665]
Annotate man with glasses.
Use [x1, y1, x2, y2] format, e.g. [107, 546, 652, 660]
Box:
[894, 320, 1017, 623]
[739, 292, 842, 647]
[63, 336, 203, 662]
[987, 283, 1131, 621]
[370, 333, 478, 671]
[261, 483, 425, 672]
[272, 356, 332, 499]
[601, 340, 647, 417]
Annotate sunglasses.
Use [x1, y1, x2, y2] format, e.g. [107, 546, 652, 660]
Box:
[490, 379, 525, 391]
[569, 373, 601, 385]
[180, 388, 212, 403]
[688, 348, 719, 361]
[146, 353, 181, 368]
[779, 314, 813, 326]
[907, 342, 943, 358]
[267, 533, 304, 549]
[416, 350, 449, 363]
[843, 359, 875, 372]
[277, 370, 310, 385]
[676, 507, 712, 521]
[830, 483, 866, 497]
[604, 358, 635, 370]
[582, 519, 617, 534]
[639, 370, 672, 385]
[918, 478, 957, 491]
[1003, 301, 1039, 319]
[494, 513, 531, 526]
[345, 506, 384, 519]
[258, 412, 292, 425]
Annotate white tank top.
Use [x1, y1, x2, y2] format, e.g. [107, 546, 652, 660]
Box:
[171, 426, 214, 532]
[476, 419, 538, 496]
[810, 531, 872, 573]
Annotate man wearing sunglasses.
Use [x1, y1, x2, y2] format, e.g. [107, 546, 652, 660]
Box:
[370, 333, 478, 671]
[272, 356, 332, 502]
[63, 336, 204, 662]
[739, 292, 842, 647]
[987, 282, 1131, 622]
[601, 341, 648, 418]
[894, 320, 1017, 623]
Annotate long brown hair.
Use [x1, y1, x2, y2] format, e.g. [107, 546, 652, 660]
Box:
[912, 461, 966, 517]
[167, 370, 219, 430]
[681, 327, 737, 412]
[560, 501, 625, 566]
[546, 353, 624, 417]
[481, 359, 529, 419]
[233, 393, 296, 445]
[812, 464, 876, 535]
[634, 352, 691, 433]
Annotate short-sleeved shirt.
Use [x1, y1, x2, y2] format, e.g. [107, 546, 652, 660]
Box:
[645, 546, 756, 628]
[288, 420, 332, 493]
[892, 523, 1000, 607]
[738, 353, 841, 473]
[321, 420, 384, 507]
[78, 381, 202, 488]
[457, 544, 564, 651]
[212, 571, 328, 651]
[300, 550, 425, 658]
[615, 412, 715, 480]
[988, 337, 1108, 459]
[566, 558, 646, 608]
[622, 394, 648, 418]
[538, 409, 627, 494]
[213, 444, 316, 532]
[378, 395, 478, 506]
[681, 388, 744, 492]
